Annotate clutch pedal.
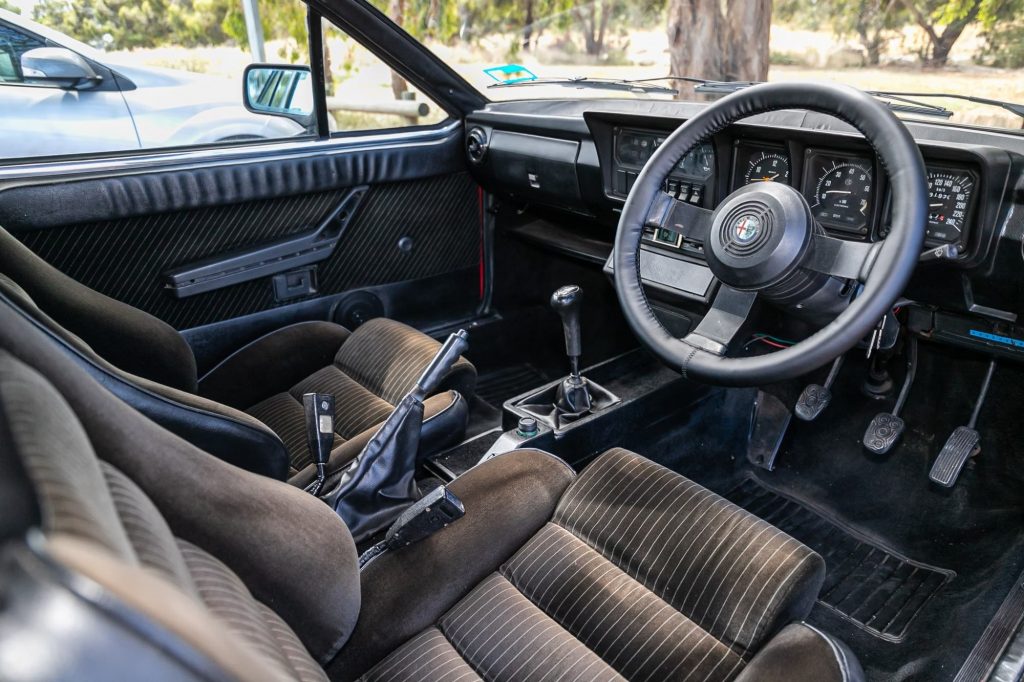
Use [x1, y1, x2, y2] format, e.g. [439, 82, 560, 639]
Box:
[864, 336, 917, 455]
[930, 359, 995, 488]
[795, 355, 844, 421]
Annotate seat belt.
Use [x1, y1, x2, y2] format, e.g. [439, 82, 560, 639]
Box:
[358, 485, 465, 568]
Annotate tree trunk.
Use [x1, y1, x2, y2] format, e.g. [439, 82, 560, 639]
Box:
[522, 0, 534, 51]
[724, 0, 772, 81]
[667, 0, 724, 98]
[388, 0, 408, 99]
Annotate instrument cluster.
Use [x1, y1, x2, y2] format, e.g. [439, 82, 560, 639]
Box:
[730, 141, 978, 249]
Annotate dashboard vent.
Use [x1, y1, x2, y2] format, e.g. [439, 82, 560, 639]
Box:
[466, 127, 488, 164]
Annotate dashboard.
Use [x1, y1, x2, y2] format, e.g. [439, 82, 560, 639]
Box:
[465, 98, 1023, 345]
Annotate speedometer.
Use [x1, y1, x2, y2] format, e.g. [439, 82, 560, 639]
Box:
[804, 152, 874, 234]
[925, 167, 976, 245]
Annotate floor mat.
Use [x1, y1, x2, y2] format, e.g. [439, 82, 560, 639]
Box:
[725, 477, 955, 642]
[475, 364, 549, 408]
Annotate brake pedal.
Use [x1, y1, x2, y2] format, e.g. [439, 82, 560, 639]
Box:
[795, 355, 844, 421]
[863, 336, 917, 455]
[929, 359, 996, 488]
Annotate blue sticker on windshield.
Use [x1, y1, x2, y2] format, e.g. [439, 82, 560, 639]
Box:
[484, 64, 538, 85]
[969, 329, 1024, 348]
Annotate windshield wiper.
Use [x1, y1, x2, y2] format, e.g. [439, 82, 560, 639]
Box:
[693, 80, 955, 119]
[487, 76, 678, 95]
[868, 91, 1024, 121]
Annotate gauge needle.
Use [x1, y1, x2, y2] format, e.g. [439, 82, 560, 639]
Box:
[929, 203, 943, 207]
[758, 174, 778, 182]
[824, 190, 851, 195]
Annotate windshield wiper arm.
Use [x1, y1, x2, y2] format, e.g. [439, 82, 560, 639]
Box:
[487, 76, 677, 95]
[868, 91, 1024, 121]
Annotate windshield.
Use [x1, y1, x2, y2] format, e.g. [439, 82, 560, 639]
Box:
[385, 0, 1024, 132]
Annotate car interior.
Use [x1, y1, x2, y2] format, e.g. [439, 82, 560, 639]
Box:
[2, 1, 1024, 681]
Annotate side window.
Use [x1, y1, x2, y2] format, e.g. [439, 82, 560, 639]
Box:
[0, 22, 45, 83]
[321, 20, 448, 133]
[0, 1, 315, 161]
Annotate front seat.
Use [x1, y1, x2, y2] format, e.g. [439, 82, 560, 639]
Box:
[0, 298, 863, 682]
[0, 227, 475, 486]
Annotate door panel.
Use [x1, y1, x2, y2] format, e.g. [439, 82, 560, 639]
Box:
[11, 172, 482, 330]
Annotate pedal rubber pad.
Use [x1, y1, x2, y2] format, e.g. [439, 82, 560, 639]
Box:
[930, 426, 981, 488]
[795, 384, 831, 421]
[863, 412, 905, 455]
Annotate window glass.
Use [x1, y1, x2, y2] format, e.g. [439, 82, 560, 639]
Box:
[0, 0, 314, 161]
[321, 18, 448, 133]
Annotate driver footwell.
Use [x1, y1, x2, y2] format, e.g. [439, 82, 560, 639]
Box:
[618, 343, 1024, 682]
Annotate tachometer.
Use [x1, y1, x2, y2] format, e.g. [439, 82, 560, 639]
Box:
[743, 151, 791, 186]
[925, 167, 975, 245]
[805, 153, 874, 234]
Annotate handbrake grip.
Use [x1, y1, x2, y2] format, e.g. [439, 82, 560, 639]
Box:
[413, 329, 470, 398]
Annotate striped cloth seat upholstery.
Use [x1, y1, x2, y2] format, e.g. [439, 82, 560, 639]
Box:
[0, 351, 329, 682]
[245, 318, 475, 478]
[362, 448, 825, 682]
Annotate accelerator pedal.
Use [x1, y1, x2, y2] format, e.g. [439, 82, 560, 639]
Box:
[864, 337, 918, 455]
[929, 427, 981, 488]
[795, 355, 845, 421]
[929, 359, 996, 488]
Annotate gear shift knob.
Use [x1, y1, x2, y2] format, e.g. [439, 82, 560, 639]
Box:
[551, 284, 583, 373]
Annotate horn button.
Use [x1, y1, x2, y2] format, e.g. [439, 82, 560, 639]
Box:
[705, 182, 815, 290]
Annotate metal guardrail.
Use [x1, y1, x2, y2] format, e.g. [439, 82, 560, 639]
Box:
[325, 97, 429, 124]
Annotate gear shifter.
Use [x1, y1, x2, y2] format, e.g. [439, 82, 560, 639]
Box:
[551, 285, 592, 414]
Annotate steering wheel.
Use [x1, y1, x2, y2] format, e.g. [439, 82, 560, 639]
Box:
[613, 82, 928, 386]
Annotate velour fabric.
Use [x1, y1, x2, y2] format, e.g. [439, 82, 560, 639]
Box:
[551, 447, 826, 657]
[332, 318, 476, 405]
[48, 535, 311, 682]
[198, 321, 353, 409]
[327, 449, 577, 681]
[355, 448, 829, 682]
[0, 227, 198, 392]
[733, 623, 865, 682]
[243, 318, 475, 478]
[0, 310, 360, 663]
[358, 628, 482, 682]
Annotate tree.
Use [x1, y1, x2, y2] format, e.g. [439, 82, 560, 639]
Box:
[899, 0, 981, 66]
[0, 0, 21, 14]
[576, 0, 611, 56]
[666, 0, 770, 98]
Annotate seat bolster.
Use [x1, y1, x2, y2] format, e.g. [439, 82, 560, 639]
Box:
[198, 321, 352, 409]
[326, 449, 576, 681]
[733, 623, 865, 682]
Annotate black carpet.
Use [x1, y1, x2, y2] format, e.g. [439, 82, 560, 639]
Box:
[616, 341, 1024, 681]
[725, 476, 954, 642]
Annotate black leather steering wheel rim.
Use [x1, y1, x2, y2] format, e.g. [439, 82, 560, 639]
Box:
[613, 82, 928, 386]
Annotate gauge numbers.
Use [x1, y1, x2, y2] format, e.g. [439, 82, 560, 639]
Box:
[926, 168, 975, 245]
[806, 153, 874, 234]
[744, 151, 791, 185]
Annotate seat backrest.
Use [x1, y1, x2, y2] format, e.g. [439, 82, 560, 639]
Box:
[0, 273, 291, 479]
[0, 226, 197, 392]
[0, 301, 361, 678]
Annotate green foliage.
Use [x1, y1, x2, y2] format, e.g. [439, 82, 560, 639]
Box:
[0, 0, 21, 14]
[30, 0, 307, 52]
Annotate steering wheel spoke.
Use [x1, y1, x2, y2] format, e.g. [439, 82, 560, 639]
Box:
[644, 191, 713, 244]
[682, 286, 757, 356]
[805, 231, 881, 282]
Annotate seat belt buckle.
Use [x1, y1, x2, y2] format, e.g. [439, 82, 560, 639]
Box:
[302, 393, 335, 496]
